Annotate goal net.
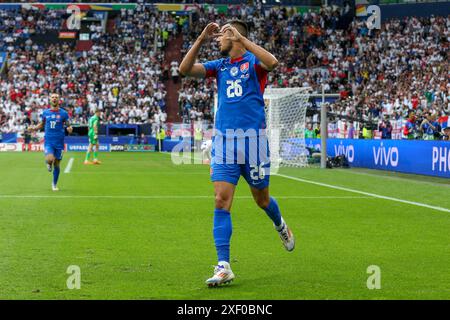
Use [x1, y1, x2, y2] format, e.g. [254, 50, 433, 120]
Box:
[264, 87, 311, 170]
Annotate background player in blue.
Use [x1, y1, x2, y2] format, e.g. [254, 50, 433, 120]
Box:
[180, 20, 295, 287]
[29, 93, 72, 191]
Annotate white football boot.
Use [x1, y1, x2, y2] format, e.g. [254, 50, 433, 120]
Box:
[276, 218, 295, 251]
[52, 184, 59, 192]
[206, 261, 235, 287]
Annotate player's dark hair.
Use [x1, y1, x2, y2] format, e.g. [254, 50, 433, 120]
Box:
[226, 20, 249, 37]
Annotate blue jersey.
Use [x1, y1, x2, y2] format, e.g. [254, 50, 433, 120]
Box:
[205, 52, 271, 189]
[40, 108, 69, 146]
[203, 51, 268, 136]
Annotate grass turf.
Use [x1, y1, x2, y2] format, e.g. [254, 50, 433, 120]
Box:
[0, 152, 449, 299]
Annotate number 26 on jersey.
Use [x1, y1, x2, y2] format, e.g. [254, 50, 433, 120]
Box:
[226, 80, 243, 98]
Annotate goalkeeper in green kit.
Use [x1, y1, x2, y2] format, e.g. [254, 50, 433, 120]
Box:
[84, 109, 102, 165]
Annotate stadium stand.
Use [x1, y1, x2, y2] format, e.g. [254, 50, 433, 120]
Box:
[0, 3, 449, 140]
[1, 5, 171, 134]
[179, 5, 449, 140]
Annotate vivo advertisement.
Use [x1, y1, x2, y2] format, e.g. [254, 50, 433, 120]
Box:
[304, 139, 450, 178]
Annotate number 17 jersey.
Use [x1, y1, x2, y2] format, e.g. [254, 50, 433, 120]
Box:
[41, 107, 69, 146]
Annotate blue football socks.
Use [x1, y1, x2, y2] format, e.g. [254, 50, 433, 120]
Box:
[213, 208, 232, 263]
[263, 197, 282, 228]
[53, 166, 60, 186]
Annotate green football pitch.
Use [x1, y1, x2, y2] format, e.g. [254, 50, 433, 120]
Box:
[0, 152, 449, 299]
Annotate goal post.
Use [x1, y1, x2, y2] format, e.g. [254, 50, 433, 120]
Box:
[264, 87, 311, 170]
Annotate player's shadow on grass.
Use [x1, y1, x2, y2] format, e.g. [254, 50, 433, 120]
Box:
[206, 281, 241, 289]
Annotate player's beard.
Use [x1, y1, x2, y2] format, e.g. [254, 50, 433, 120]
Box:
[220, 42, 232, 57]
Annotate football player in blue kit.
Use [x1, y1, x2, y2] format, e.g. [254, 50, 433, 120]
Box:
[29, 93, 72, 191]
[180, 21, 295, 287]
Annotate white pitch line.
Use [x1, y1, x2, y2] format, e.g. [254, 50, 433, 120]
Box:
[64, 157, 74, 174]
[0, 195, 372, 200]
[72, 171, 207, 175]
[275, 173, 450, 213]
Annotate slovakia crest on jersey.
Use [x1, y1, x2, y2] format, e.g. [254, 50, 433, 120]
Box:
[240, 62, 249, 73]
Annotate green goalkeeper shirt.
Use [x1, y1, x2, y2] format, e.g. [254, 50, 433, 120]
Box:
[89, 115, 99, 136]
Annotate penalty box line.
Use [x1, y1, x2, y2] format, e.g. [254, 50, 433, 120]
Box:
[275, 173, 450, 213]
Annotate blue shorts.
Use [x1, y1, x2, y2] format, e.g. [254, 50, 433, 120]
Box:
[44, 143, 64, 160]
[210, 135, 270, 190]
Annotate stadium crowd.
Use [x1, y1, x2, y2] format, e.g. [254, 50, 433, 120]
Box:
[179, 5, 449, 139]
[0, 4, 172, 134]
[0, 3, 449, 140]
[323, 15, 449, 140]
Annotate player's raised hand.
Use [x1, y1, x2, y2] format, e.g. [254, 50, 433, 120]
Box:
[221, 24, 244, 42]
[200, 22, 220, 42]
[67, 126, 73, 134]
